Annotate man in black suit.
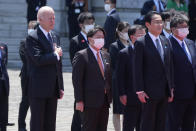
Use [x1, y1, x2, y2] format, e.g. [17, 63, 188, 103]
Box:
[103, 0, 120, 51]
[26, 0, 46, 23]
[0, 43, 10, 131]
[161, 11, 172, 39]
[134, 11, 174, 131]
[66, 0, 88, 40]
[25, 6, 64, 131]
[18, 20, 38, 131]
[141, 0, 166, 16]
[72, 26, 112, 131]
[117, 25, 146, 131]
[69, 12, 95, 63]
[168, 13, 196, 131]
[69, 12, 95, 131]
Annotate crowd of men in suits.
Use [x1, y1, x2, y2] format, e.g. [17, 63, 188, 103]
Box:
[1, 0, 196, 131]
[69, 0, 196, 131]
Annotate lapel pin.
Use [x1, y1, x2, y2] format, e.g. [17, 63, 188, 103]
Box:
[81, 40, 85, 43]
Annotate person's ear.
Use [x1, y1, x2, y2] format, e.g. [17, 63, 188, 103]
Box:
[130, 35, 134, 41]
[79, 24, 83, 29]
[145, 22, 150, 28]
[171, 27, 176, 34]
[88, 37, 93, 44]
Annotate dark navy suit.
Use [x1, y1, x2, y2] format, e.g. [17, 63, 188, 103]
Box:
[168, 36, 196, 131]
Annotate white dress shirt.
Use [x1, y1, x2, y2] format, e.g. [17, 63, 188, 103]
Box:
[80, 31, 88, 42]
[163, 29, 171, 39]
[129, 41, 134, 49]
[107, 8, 116, 16]
[39, 25, 60, 61]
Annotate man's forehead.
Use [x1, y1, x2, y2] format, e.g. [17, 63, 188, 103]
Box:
[83, 19, 94, 24]
[177, 22, 188, 27]
[93, 31, 104, 37]
[152, 14, 162, 20]
[136, 29, 145, 33]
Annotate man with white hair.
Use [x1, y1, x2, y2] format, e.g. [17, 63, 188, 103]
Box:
[25, 6, 64, 131]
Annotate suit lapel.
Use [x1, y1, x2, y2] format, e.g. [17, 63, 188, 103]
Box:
[37, 27, 53, 52]
[87, 48, 104, 80]
[0, 46, 6, 67]
[171, 36, 192, 65]
[78, 33, 89, 48]
[185, 39, 196, 66]
[117, 40, 125, 50]
[109, 9, 116, 16]
[50, 32, 59, 46]
[160, 36, 170, 64]
[146, 34, 164, 65]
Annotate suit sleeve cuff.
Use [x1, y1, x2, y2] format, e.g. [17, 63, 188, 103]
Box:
[136, 91, 144, 94]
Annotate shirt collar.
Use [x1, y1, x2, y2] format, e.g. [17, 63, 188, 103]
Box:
[107, 8, 116, 16]
[163, 29, 171, 39]
[172, 35, 185, 46]
[89, 45, 98, 55]
[148, 32, 160, 42]
[154, 0, 158, 4]
[129, 40, 134, 49]
[80, 31, 87, 41]
[39, 25, 50, 39]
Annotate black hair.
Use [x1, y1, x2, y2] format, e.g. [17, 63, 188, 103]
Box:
[144, 11, 161, 24]
[87, 25, 105, 38]
[161, 11, 171, 21]
[128, 24, 146, 36]
[116, 21, 130, 39]
[77, 12, 95, 24]
[170, 13, 189, 28]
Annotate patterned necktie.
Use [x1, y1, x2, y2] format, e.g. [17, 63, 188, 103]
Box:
[97, 51, 104, 78]
[47, 33, 53, 49]
[48, 33, 52, 43]
[181, 41, 192, 63]
[155, 39, 164, 62]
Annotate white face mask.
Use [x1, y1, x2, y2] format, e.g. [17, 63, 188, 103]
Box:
[84, 24, 94, 33]
[165, 22, 170, 30]
[177, 28, 189, 38]
[28, 29, 34, 34]
[79, 1, 84, 6]
[104, 4, 111, 12]
[119, 32, 129, 41]
[93, 38, 104, 50]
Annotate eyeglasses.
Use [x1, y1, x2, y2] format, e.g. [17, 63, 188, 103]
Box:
[151, 20, 163, 25]
[175, 26, 189, 29]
